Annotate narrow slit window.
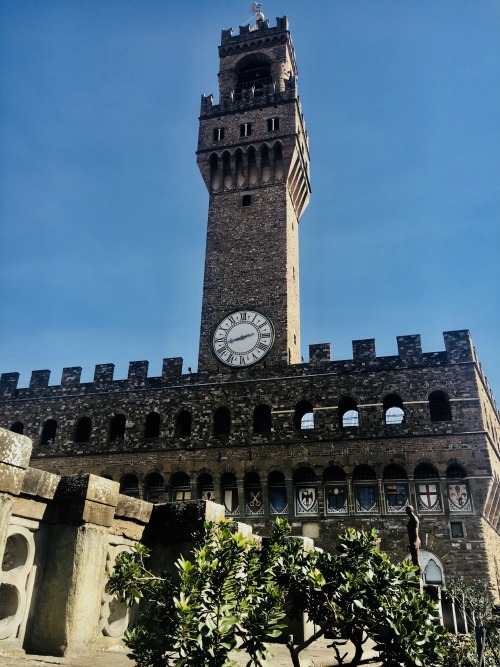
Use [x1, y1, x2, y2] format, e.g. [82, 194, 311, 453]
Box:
[267, 117, 279, 131]
[242, 194, 251, 207]
[213, 127, 224, 141]
[240, 122, 252, 137]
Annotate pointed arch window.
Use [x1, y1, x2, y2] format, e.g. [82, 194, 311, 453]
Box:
[74, 417, 91, 443]
[323, 466, 348, 515]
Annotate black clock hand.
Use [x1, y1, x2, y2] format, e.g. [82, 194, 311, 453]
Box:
[227, 332, 255, 344]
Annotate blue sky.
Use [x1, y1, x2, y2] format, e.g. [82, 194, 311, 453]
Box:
[1, 1, 499, 402]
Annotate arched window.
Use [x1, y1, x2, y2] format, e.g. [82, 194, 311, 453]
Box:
[419, 551, 445, 586]
[144, 412, 160, 439]
[414, 463, 442, 513]
[74, 417, 91, 443]
[198, 473, 215, 502]
[235, 54, 272, 99]
[294, 401, 314, 430]
[353, 465, 378, 514]
[339, 397, 359, 428]
[253, 404, 272, 433]
[273, 142, 284, 180]
[323, 466, 348, 515]
[247, 146, 258, 185]
[9, 422, 23, 435]
[260, 144, 271, 183]
[171, 472, 191, 502]
[40, 419, 57, 446]
[210, 153, 220, 191]
[235, 148, 245, 188]
[383, 394, 405, 425]
[294, 468, 318, 515]
[109, 414, 126, 442]
[382, 464, 409, 512]
[214, 407, 230, 436]
[268, 471, 287, 515]
[245, 472, 263, 516]
[446, 464, 472, 513]
[143, 473, 165, 503]
[120, 474, 139, 498]
[221, 473, 239, 516]
[175, 410, 192, 437]
[429, 390, 452, 422]
[222, 151, 233, 189]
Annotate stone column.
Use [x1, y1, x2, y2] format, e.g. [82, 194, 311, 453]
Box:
[28, 474, 120, 657]
[0, 429, 32, 565]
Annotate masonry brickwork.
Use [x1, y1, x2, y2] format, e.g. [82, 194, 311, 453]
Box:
[1, 14, 499, 638]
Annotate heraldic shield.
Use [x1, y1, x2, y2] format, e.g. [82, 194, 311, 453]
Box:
[448, 483, 472, 512]
[270, 488, 287, 514]
[246, 489, 264, 515]
[296, 486, 318, 514]
[355, 485, 378, 513]
[417, 483, 442, 512]
[224, 488, 240, 515]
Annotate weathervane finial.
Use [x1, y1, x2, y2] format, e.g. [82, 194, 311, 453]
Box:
[250, 3, 264, 22]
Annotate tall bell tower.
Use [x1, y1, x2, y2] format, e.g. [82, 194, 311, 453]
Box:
[197, 15, 310, 372]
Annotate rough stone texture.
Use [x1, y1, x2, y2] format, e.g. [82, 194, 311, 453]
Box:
[29, 523, 110, 656]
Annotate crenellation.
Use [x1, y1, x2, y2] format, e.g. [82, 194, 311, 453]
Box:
[352, 339, 376, 363]
[309, 343, 331, 364]
[94, 363, 115, 385]
[443, 329, 475, 364]
[397, 334, 423, 365]
[61, 367, 82, 387]
[162, 357, 183, 381]
[0, 372, 19, 397]
[29, 369, 51, 390]
[127, 361, 149, 387]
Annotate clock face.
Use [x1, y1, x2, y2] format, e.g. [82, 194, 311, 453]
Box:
[212, 310, 275, 367]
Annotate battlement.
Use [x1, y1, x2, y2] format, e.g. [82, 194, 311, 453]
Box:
[200, 79, 297, 117]
[220, 16, 289, 46]
[0, 330, 485, 402]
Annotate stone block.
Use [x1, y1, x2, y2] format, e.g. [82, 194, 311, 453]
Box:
[0, 428, 32, 470]
[29, 369, 50, 389]
[22, 468, 59, 499]
[61, 367, 82, 387]
[309, 343, 331, 364]
[115, 494, 153, 523]
[397, 335, 422, 365]
[352, 339, 376, 362]
[110, 517, 147, 541]
[12, 496, 50, 521]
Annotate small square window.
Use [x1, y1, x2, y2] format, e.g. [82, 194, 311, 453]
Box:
[240, 122, 252, 137]
[267, 117, 280, 131]
[450, 522, 464, 538]
[213, 127, 224, 142]
[242, 195, 251, 207]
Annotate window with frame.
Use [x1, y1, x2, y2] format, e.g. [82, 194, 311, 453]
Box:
[323, 466, 348, 515]
[240, 122, 252, 137]
[267, 117, 280, 131]
[213, 127, 224, 141]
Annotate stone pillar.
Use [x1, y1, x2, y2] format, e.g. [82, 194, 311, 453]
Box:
[28, 474, 120, 656]
[0, 429, 32, 566]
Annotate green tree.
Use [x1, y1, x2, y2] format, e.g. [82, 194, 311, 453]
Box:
[108, 519, 288, 667]
[283, 528, 447, 667]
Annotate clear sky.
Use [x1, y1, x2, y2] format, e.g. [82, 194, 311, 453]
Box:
[1, 1, 499, 403]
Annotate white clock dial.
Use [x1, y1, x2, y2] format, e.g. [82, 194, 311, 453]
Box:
[212, 310, 275, 367]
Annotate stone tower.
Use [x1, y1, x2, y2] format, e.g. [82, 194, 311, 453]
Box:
[197, 15, 311, 372]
